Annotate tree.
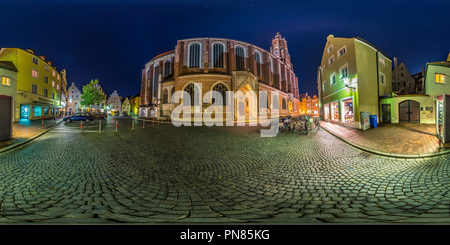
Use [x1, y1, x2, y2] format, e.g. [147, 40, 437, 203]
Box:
[80, 79, 106, 112]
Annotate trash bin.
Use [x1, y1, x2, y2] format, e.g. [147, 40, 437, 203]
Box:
[370, 115, 377, 128]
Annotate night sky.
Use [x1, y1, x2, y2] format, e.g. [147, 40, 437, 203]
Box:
[1, 0, 450, 99]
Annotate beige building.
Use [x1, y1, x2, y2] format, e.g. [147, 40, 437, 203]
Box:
[67, 82, 81, 115]
[107, 90, 122, 114]
[0, 61, 18, 122]
[121, 96, 131, 115]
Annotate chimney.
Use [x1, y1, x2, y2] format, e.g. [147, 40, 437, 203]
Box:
[394, 57, 398, 87]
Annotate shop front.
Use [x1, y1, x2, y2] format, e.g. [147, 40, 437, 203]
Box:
[341, 97, 354, 124]
[330, 101, 339, 121]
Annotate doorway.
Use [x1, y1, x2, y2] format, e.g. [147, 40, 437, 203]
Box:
[399, 100, 420, 123]
[382, 104, 391, 123]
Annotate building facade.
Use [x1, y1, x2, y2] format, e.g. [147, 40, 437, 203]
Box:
[0, 48, 65, 121]
[139, 33, 301, 119]
[67, 82, 81, 115]
[121, 95, 131, 115]
[318, 35, 393, 128]
[299, 94, 318, 116]
[130, 92, 140, 116]
[0, 61, 18, 122]
[107, 90, 122, 115]
[392, 61, 415, 94]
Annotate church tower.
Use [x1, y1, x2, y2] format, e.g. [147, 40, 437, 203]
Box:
[270, 32, 292, 68]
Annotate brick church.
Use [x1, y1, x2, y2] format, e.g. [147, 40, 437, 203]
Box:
[139, 33, 301, 120]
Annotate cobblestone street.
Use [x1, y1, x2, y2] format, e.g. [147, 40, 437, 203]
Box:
[1, 118, 450, 224]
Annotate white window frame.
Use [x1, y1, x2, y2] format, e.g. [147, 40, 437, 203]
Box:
[31, 83, 38, 95]
[330, 100, 339, 121]
[436, 73, 445, 84]
[327, 44, 333, 54]
[32, 56, 39, 65]
[211, 42, 226, 69]
[234, 45, 246, 70]
[339, 63, 349, 81]
[330, 72, 336, 87]
[321, 65, 325, 74]
[337, 45, 347, 58]
[163, 59, 171, 78]
[322, 80, 327, 92]
[380, 72, 386, 86]
[187, 42, 202, 68]
[32, 68, 38, 79]
[324, 103, 330, 120]
[255, 50, 262, 77]
[328, 55, 335, 66]
[379, 56, 385, 66]
[340, 96, 354, 124]
[2, 76, 11, 86]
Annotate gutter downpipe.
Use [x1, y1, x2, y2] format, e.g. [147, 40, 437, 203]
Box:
[376, 51, 380, 123]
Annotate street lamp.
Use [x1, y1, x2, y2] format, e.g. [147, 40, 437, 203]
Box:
[344, 77, 356, 92]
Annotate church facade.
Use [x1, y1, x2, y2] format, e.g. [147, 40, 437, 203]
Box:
[139, 33, 301, 120]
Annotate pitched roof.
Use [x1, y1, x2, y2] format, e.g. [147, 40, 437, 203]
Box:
[355, 37, 392, 61]
[150, 50, 175, 62]
[0, 61, 17, 72]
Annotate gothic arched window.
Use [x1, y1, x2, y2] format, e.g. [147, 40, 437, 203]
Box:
[153, 64, 159, 99]
[212, 43, 225, 68]
[235, 45, 245, 71]
[259, 91, 268, 109]
[282, 98, 287, 109]
[211, 83, 228, 106]
[184, 83, 199, 106]
[163, 89, 168, 103]
[188, 42, 201, 68]
[255, 50, 262, 77]
[273, 95, 279, 109]
[164, 59, 171, 78]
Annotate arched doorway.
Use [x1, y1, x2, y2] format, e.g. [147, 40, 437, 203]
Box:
[399, 100, 420, 123]
[235, 85, 256, 120]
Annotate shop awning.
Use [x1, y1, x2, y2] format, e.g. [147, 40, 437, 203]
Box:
[34, 101, 50, 108]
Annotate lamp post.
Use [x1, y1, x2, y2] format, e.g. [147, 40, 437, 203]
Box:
[344, 77, 356, 92]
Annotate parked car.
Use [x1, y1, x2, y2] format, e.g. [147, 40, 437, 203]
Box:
[93, 112, 108, 119]
[63, 113, 94, 123]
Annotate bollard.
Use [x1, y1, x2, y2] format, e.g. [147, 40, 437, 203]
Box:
[153, 117, 154, 126]
[439, 125, 442, 148]
[99, 119, 102, 133]
[143, 120, 145, 128]
[81, 120, 83, 132]
[132, 119, 134, 130]
[42, 117, 44, 128]
[116, 120, 118, 132]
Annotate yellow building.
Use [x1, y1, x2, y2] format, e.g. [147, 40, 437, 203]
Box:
[130, 92, 140, 116]
[121, 96, 131, 115]
[0, 48, 65, 121]
[299, 94, 319, 116]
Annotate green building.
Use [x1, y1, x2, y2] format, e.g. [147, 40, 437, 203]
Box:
[318, 34, 393, 129]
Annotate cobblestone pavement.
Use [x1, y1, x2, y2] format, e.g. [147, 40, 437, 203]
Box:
[0, 118, 63, 150]
[1, 118, 450, 224]
[320, 121, 450, 157]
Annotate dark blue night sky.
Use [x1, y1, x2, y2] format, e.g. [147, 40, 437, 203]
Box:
[1, 0, 449, 98]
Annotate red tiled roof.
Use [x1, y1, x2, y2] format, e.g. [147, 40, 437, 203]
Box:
[150, 50, 175, 62]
